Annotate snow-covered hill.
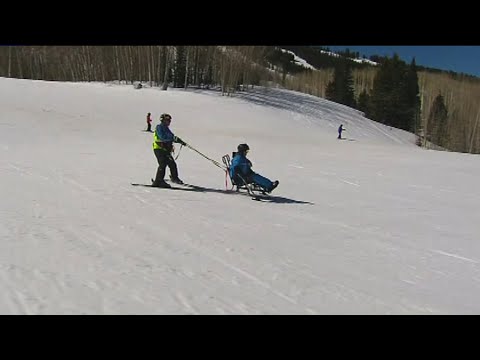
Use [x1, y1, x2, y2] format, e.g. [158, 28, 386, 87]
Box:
[278, 48, 379, 70]
[1, 77, 479, 314]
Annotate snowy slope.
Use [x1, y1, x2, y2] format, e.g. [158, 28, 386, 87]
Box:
[279, 48, 378, 71]
[280, 49, 317, 70]
[319, 49, 379, 66]
[1, 77, 479, 314]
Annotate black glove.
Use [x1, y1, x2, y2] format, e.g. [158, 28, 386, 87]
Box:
[174, 136, 186, 146]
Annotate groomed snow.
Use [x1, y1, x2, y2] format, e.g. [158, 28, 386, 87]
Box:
[1, 77, 479, 314]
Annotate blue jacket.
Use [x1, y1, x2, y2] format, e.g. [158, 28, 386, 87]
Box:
[156, 123, 175, 142]
[153, 123, 175, 151]
[230, 153, 253, 181]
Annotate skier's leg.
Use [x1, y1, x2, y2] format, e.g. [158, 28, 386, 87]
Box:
[251, 173, 273, 190]
[251, 173, 279, 193]
[167, 155, 183, 184]
[153, 149, 168, 186]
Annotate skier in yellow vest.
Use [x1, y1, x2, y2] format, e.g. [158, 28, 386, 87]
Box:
[152, 113, 187, 188]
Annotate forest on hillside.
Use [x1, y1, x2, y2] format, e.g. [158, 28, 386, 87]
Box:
[0, 45, 478, 153]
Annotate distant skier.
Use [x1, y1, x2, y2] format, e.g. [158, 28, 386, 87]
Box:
[146, 112, 153, 132]
[230, 143, 279, 193]
[338, 124, 346, 139]
[152, 113, 187, 188]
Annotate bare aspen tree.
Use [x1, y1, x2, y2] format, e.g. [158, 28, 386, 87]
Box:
[192, 46, 198, 86]
[128, 46, 134, 84]
[114, 46, 121, 82]
[219, 48, 227, 95]
[137, 46, 142, 82]
[8, 46, 12, 77]
[121, 46, 127, 83]
[469, 108, 480, 153]
[184, 46, 190, 89]
[228, 47, 243, 95]
[99, 47, 106, 82]
[147, 46, 152, 87]
[162, 46, 171, 90]
[82, 46, 89, 81]
[157, 46, 163, 86]
[17, 48, 23, 78]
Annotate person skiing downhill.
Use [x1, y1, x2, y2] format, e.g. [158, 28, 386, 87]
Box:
[338, 124, 346, 139]
[230, 143, 279, 193]
[152, 113, 187, 188]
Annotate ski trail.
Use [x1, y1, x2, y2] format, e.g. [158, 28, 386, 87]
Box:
[174, 292, 199, 314]
[8, 163, 50, 181]
[340, 179, 360, 187]
[63, 177, 94, 194]
[367, 121, 406, 144]
[432, 250, 478, 264]
[182, 233, 298, 306]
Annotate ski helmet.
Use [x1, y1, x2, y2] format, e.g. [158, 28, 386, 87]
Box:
[237, 143, 250, 153]
[160, 113, 172, 122]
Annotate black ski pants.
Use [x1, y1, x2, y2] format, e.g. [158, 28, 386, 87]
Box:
[153, 149, 178, 183]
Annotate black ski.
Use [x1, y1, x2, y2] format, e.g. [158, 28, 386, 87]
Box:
[132, 180, 271, 200]
[131, 183, 204, 192]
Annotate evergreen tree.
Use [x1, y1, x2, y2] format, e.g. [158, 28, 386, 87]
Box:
[280, 52, 295, 86]
[370, 54, 413, 130]
[357, 89, 370, 116]
[428, 94, 449, 147]
[325, 80, 335, 101]
[405, 58, 421, 133]
[325, 59, 356, 107]
[343, 61, 356, 107]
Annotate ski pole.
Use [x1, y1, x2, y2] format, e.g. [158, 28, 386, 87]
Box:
[174, 144, 183, 160]
[185, 143, 226, 171]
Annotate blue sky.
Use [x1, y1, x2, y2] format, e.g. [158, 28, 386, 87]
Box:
[326, 46, 480, 77]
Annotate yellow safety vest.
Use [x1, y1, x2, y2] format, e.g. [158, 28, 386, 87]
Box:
[153, 131, 172, 151]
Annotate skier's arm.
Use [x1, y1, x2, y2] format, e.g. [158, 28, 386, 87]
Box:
[231, 156, 244, 177]
[174, 135, 187, 145]
[156, 126, 174, 142]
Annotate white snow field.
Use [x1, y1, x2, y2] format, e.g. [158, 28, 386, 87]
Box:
[1, 77, 479, 314]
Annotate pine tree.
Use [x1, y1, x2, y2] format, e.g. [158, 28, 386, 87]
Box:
[325, 79, 336, 101]
[370, 54, 412, 130]
[325, 59, 356, 107]
[428, 94, 449, 147]
[280, 51, 294, 86]
[405, 58, 421, 133]
[343, 61, 356, 107]
[357, 89, 370, 116]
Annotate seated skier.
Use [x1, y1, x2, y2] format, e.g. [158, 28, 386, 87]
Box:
[230, 143, 279, 193]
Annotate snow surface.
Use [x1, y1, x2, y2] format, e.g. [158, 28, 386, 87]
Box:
[319, 49, 379, 66]
[1, 77, 479, 314]
[278, 48, 378, 71]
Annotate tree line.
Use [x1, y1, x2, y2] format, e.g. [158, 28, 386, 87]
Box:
[0, 45, 478, 153]
[301, 52, 479, 153]
[0, 46, 269, 95]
